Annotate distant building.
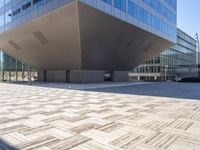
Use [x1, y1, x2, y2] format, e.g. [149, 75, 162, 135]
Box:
[0, 0, 177, 83]
[198, 44, 200, 79]
[198, 55, 200, 78]
[130, 28, 198, 80]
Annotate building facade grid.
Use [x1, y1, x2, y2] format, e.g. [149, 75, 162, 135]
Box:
[0, 0, 178, 83]
[131, 28, 198, 80]
[0, 0, 177, 42]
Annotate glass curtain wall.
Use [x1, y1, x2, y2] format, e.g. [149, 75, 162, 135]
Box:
[131, 28, 197, 80]
[0, 51, 34, 81]
[97, 0, 177, 42]
[0, 0, 177, 42]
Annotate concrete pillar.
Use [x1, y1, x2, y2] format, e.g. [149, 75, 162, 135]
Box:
[66, 71, 70, 82]
[37, 70, 129, 83]
[44, 71, 47, 82]
[9, 71, 11, 81]
[138, 76, 140, 80]
[0, 71, 2, 81]
[22, 71, 24, 81]
[154, 76, 157, 80]
[16, 71, 18, 81]
[0, 70, 4, 81]
[37, 71, 45, 82]
[162, 76, 164, 80]
[38, 71, 47, 82]
[69, 70, 104, 84]
[111, 71, 129, 82]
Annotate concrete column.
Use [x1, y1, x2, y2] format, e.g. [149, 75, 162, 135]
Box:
[111, 71, 129, 82]
[66, 71, 70, 83]
[2, 70, 4, 81]
[38, 71, 47, 82]
[138, 76, 140, 80]
[69, 70, 104, 84]
[0, 71, 2, 81]
[0, 70, 4, 81]
[162, 76, 164, 80]
[9, 71, 11, 81]
[37, 71, 45, 82]
[16, 71, 18, 81]
[22, 71, 24, 81]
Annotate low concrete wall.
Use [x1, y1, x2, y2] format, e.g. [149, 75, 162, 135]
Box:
[111, 71, 129, 82]
[46, 71, 67, 83]
[38, 71, 67, 82]
[69, 70, 104, 83]
[38, 70, 129, 83]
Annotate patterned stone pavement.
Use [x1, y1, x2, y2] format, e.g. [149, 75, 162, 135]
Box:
[0, 82, 200, 150]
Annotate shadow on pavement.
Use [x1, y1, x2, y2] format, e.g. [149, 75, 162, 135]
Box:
[0, 139, 17, 150]
[4, 81, 200, 100]
[84, 82, 200, 100]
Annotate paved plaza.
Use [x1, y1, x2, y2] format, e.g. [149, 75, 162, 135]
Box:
[0, 82, 200, 150]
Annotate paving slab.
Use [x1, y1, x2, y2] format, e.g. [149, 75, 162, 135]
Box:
[0, 82, 200, 150]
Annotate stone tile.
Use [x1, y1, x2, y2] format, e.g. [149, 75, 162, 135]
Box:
[0, 82, 200, 150]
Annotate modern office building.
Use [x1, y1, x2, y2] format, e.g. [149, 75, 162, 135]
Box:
[198, 54, 200, 78]
[196, 34, 200, 78]
[0, 0, 177, 83]
[0, 51, 33, 81]
[130, 28, 198, 80]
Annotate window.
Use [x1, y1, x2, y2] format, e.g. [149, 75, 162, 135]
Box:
[33, 0, 42, 5]
[114, 0, 126, 12]
[147, 13, 152, 26]
[139, 8, 147, 23]
[13, 8, 21, 16]
[142, 0, 176, 24]
[0, 1, 4, 8]
[102, 0, 112, 5]
[128, 0, 138, 18]
[22, 2, 31, 10]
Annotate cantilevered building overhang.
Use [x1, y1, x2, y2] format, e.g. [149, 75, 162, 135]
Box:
[0, 0, 177, 83]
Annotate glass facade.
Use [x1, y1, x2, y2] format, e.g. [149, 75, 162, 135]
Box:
[81, 0, 177, 42]
[0, 0, 177, 82]
[131, 28, 198, 80]
[0, 0, 177, 42]
[0, 51, 33, 81]
[0, 0, 74, 33]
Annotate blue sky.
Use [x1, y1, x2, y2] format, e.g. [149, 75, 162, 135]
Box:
[177, 0, 200, 39]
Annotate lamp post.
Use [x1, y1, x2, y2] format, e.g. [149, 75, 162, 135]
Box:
[164, 65, 168, 81]
[195, 33, 199, 77]
[147, 66, 150, 80]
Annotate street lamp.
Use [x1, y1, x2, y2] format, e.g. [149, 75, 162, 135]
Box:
[147, 66, 150, 80]
[195, 33, 199, 77]
[164, 65, 168, 81]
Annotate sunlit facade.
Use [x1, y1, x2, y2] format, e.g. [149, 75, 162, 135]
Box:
[0, 0, 177, 83]
[0, 0, 177, 42]
[131, 28, 198, 80]
[82, 0, 177, 42]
